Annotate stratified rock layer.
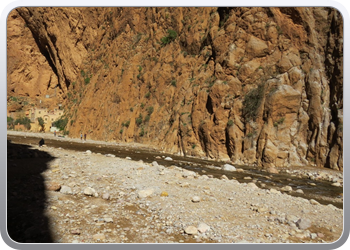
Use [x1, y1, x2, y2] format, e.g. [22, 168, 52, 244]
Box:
[7, 7, 343, 170]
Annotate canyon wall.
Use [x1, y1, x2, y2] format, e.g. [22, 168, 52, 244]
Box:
[7, 7, 343, 170]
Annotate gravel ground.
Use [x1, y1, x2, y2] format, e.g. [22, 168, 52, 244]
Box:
[7, 131, 344, 244]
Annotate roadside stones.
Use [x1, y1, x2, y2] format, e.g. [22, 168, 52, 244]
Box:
[222, 164, 236, 171]
[105, 154, 115, 157]
[296, 189, 304, 194]
[191, 196, 201, 203]
[46, 181, 61, 191]
[84, 187, 98, 197]
[281, 186, 293, 192]
[179, 182, 190, 187]
[220, 175, 229, 180]
[152, 161, 159, 166]
[182, 170, 196, 178]
[70, 228, 81, 235]
[269, 188, 281, 194]
[251, 204, 268, 213]
[266, 166, 279, 174]
[126, 157, 132, 160]
[310, 199, 320, 205]
[184, 226, 198, 235]
[102, 193, 110, 200]
[197, 223, 210, 233]
[160, 191, 168, 197]
[60, 185, 72, 195]
[85, 150, 92, 155]
[164, 157, 173, 161]
[103, 217, 114, 223]
[310, 233, 318, 239]
[296, 218, 311, 230]
[138, 189, 154, 198]
[247, 182, 259, 189]
[92, 233, 106, 241]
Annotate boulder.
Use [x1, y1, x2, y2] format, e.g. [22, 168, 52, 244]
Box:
[222, 164, 236, 171]
[296, 218, 311, 230]
[197, 223, 210, 233]
[191, 196, 201, 203]
[60, 185, 72, 195]
[184, 226, 198, 235]
[138, 189, 154, 198]
[46, 181, 61, 191]
[84, 187, 98, 197]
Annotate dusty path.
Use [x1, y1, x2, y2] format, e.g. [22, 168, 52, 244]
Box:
[7, 130, 343, 244]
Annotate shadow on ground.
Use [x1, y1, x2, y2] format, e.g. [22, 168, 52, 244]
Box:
[7, 140, 55, 243]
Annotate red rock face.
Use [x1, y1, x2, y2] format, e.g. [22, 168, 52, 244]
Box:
[7, 7, 343, 170]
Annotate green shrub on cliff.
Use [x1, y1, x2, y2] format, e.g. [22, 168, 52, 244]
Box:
[136, 114, 143, 126]
[7, 116, 14, 129]
[160, 29, 177, 46]
[242, 84, 265, 121]
[52, 117, 68, 131]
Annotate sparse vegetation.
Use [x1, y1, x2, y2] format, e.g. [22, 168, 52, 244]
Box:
[160, 29, 177, 46]
[52, 117, 68, 131]
[139, 126, 145, 137]
[13, 116, 31, 130]
[276, 25, 283, 35]
[81, 70, 92, 85]
[146, 106, 154, 115]
[339, 122, 343, 132]
[242, 84, 265, 121]
[122, 120, 130, 128]
[171, 80, 177, 87]
[37, 117, 45, 131]
[274, 117, 285, 127]
[247, 132, 254, 138]
[144, 115, 150, 123]
[227, 119, 234, 126]
[7, 116, 14, 129]
[136, 114, 143, 126]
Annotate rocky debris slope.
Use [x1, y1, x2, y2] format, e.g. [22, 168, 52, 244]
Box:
[7, 137, 343, 243]
[7, 7, 343, 171]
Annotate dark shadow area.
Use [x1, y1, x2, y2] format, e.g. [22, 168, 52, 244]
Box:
[7, 140, 55, 243]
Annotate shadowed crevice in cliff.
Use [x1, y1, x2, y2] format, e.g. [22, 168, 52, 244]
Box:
[16, 8, 60, 87]
[225, 127, 233, 159]
[206, 95, 214, 115]
[7, 140, 55, 243]
[217, 7, 233, 28]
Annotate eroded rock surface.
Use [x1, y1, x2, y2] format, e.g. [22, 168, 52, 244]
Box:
[7, 7, 343, 170]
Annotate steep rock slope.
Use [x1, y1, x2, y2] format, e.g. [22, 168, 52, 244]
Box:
[7, 7, 343, 170]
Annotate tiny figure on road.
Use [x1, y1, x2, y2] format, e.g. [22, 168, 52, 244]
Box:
[39, 138, 45, 147]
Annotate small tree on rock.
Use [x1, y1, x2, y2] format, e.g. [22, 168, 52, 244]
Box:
[37, 117, 45, 132]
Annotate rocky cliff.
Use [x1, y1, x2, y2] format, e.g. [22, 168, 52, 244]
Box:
[7, 7, 343, 170]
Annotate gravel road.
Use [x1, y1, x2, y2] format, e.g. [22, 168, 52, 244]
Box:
[7, 131, 343, 244]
